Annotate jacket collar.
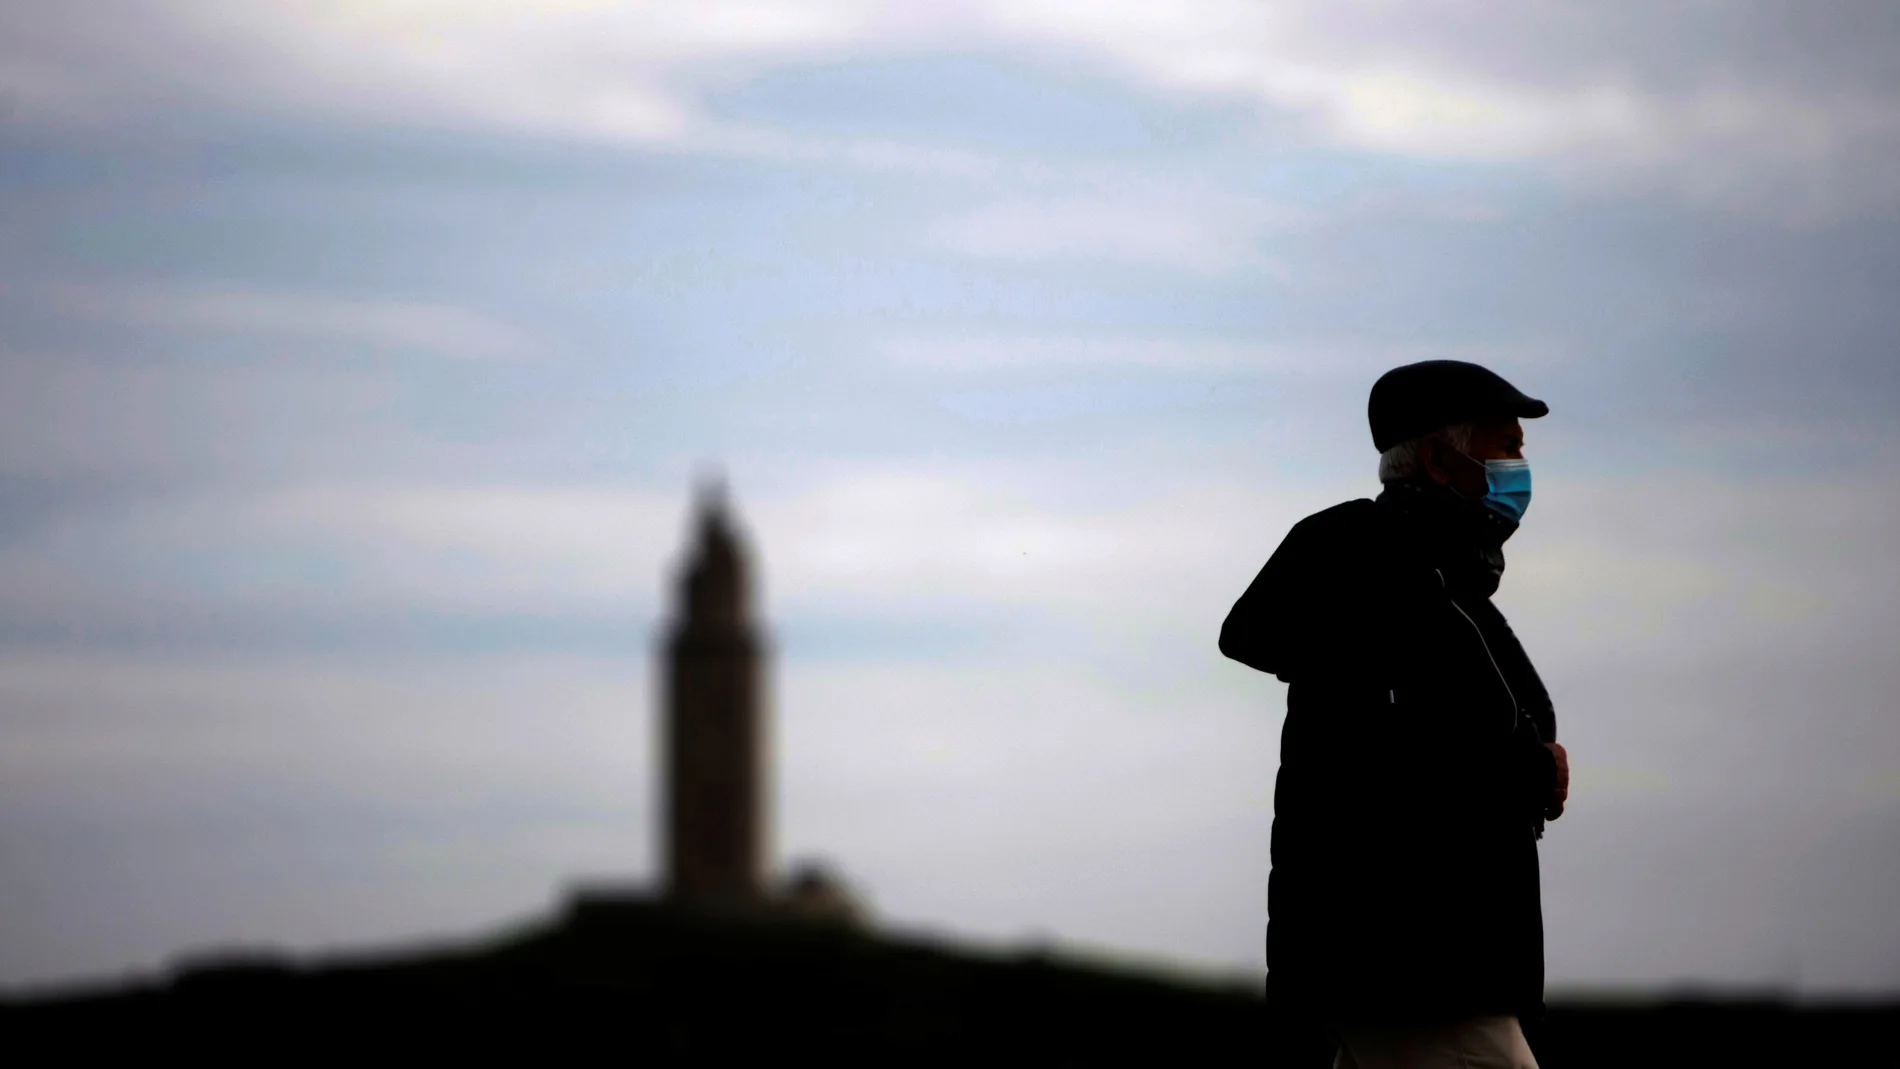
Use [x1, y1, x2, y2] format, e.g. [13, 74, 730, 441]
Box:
[1376, 479, 1515, 598]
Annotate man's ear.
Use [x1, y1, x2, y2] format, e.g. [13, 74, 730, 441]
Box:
[1417, 434, 1455, 487]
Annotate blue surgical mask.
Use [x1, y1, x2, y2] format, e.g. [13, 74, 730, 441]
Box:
[1476, 457, 1532, 523]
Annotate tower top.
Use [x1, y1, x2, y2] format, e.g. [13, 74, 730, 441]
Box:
[694, 466, 730, 515]
[677, 471, 750, 634]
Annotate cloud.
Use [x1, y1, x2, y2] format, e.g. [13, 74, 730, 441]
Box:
[930, 188, 1300, 271]
[0, 0, 886, 141]
[776, 657, 1277, 972]
[0, 648, 650, 987]
[982, 0, 1900, 221]
[881, 332, 1568, 375]
[1507, 473, 1900, 662]
[0, 469, 1264, 638]
[0, 350, 406, 483]
[886, 334, 1276, 372]
[157, 291, 533, 360]
[13, 2, 1900, 219]
[0, 483, 689, 638]
[0, 649, 645, 811]
[247, 484, 682, 598]
[47, 285, 536, 361]
[764, 470, 1130, 600]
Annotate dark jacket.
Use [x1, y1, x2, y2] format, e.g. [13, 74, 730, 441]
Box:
[1219, 484, 1559, 1028]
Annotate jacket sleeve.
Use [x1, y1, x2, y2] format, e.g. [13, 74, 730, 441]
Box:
[1219, 504, 1405, 685]
[1217, 544, 1298, 676]
[1514, 735, 1560, 817]
[1218, 515, 1323, 678]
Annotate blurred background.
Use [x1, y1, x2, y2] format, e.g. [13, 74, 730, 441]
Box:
[0, 1, 1895, 1000]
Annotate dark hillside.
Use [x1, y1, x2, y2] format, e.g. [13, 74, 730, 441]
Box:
[0, 894, 1264, 1063]
[4, 894, 1892, 1066]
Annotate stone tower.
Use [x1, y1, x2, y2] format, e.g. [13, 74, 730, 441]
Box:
[661, 476, 767, 904]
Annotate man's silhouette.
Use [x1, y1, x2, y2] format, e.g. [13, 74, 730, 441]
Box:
[1221, 361, 1570, 1069]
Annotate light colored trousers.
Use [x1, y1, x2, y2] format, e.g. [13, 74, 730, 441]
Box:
[1333, 1014, 1539, 1069]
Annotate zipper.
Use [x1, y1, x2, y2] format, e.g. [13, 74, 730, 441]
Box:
[1436, 568, 1519, 736]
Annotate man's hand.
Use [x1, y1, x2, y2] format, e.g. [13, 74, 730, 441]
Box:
[1544, 742, 1569, 820]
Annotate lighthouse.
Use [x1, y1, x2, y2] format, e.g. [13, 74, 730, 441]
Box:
[661, 476, 768, 904]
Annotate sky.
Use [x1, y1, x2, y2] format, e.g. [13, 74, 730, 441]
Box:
[1, 1, 1897, 997]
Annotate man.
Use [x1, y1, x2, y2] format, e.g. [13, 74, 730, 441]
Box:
[1220, 360, 1570, 1069]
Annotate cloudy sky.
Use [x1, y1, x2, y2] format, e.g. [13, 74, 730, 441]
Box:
[1, 1, 1897, 996]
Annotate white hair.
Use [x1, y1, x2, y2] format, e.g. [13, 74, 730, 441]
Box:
[1379, 421, 1476, 483]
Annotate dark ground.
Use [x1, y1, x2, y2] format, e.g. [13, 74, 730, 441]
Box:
[3, 895, 1890, 1065]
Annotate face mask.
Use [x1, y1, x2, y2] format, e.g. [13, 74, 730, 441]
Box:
[1442, 444, 1533, 524]
[1474, 457, 1531, 523]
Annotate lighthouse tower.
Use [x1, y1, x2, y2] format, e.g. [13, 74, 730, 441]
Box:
[661, 476, 768, 905]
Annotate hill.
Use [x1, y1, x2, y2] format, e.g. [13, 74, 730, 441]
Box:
[2, 892, 1891, 1066]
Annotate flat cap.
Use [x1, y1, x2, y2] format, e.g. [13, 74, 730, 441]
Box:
[1367, 359, 1548, 453]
